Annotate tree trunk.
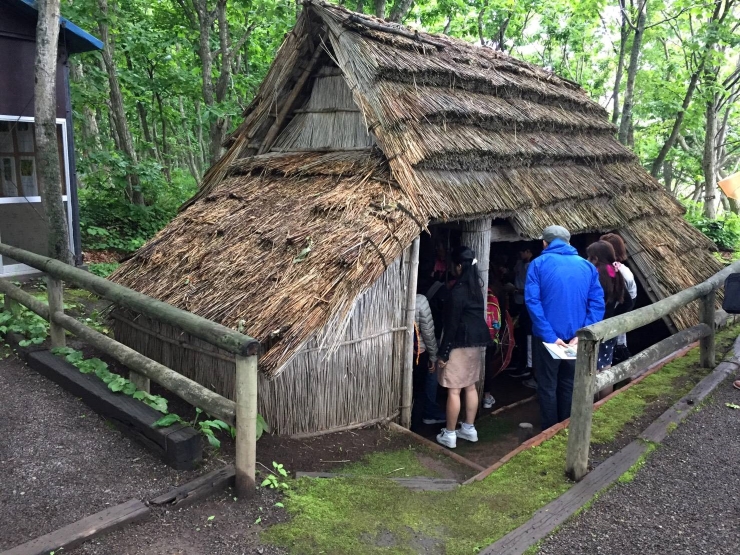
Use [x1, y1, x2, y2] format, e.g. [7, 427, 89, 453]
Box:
[374, 0, 386, 18]
[617, 0, 646, 145]
[663, 160, 674, 195]
[69, 61, 102, 160]
[34, 0, 72, 264]
[155, 92, 171, 182]
[611, 0, 629, 125]
[356, 0, 364, 13]
[703, 91, 719, 219]
[179, 96, 201, 182]
[97, 0, 145, 205]
[649, 68, 703, 177]
[388, 0, 414, 22]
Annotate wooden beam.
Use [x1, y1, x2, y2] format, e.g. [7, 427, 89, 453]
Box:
[258, 44, 324, 155]
[564, 337, 597, 482]
[0, 277, 236, 426]
[0, 242, 260, 356]
[235, 354, 258, 498]
[700, 291, 716, 367]
[46, 276, 65, 349]
[149, 466, 235, 508]
[594, 324, 710, 391]
[400, 236, 420, 429]
[0, 499, 149, 555]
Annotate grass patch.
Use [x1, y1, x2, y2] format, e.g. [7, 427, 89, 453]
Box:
[618, 441, 657, 484]
[342, 448, 437, 478]
[263, 325, 740, 555]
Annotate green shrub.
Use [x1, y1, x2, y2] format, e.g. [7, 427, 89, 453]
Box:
[682, 200, 740, 251]
[88, 263, 120, 278]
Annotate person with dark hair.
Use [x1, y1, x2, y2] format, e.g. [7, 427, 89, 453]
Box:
[436, 246, 492, 448]
[525, 226, 605, 431]
[587, 241, 634, 395]
[599, 233, 637, 362]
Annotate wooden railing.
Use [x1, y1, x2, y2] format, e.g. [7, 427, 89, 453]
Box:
[565, 258, 740, 481]
[0, 242, 261, 497]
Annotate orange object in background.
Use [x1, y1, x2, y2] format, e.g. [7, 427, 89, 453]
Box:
[719, 172, 740, 199]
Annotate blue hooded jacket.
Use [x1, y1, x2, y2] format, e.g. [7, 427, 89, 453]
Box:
[525, 240, 605, 343]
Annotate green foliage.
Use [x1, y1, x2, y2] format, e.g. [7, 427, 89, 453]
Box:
[0, 304, 48, 346]
[88, 263, 121, 278]
[261, 461, 290, 490]
[153, 406, 268, 448]
[683, 201, 740, 250]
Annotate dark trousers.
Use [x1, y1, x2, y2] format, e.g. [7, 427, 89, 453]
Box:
[411, 352, 446, 428]
[512, 302, 532, 370]
[533, 339, 575, 431]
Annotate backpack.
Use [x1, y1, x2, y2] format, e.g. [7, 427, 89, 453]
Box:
[723, 273, 740, 314]
[486, 289, 502, 343]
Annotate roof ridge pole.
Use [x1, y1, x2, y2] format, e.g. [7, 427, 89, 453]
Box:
[400, 235, 420, 428]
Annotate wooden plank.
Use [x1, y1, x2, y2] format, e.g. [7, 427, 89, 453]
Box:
[0, 499, 149, 555]
[294, 472, 460, 491]
[640, 359, 735, 444]
[235, 354, 258, 498]
[480, 440, 649, 555]
[389, 422, 486, 472]
[400, 237, 420, 428]
[26, 350, 202, 470]
[150, 466, 236, 508]
[480, 353, 739, 555]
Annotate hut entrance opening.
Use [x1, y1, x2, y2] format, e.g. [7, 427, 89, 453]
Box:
[412, 222, 671, 441]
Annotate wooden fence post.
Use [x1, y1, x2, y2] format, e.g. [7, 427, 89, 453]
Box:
[47, 276, 65, 349]
[565, 337, 597, 481]
[235, 354, 258, 498]
[700, 291, 716, 368]
[400, 236, 420, 429]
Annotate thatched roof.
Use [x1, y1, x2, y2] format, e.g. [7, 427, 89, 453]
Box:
[112, 0, 722, 376]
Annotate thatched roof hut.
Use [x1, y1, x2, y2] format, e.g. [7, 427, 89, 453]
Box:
[111, 1, 722, 435]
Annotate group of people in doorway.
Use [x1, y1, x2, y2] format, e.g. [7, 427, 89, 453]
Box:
[413, 225, 638, 449]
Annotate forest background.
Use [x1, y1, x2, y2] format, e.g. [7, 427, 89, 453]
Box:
[61, 0, 740, 270]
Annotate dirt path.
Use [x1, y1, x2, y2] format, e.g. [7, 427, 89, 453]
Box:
[537, 376, 740, 555]
[0, 351, 216, 550]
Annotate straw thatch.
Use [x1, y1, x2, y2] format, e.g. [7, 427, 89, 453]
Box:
[110, 0, 722, 433]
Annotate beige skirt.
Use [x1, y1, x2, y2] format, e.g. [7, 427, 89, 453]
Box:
[438, 347, 484, 389]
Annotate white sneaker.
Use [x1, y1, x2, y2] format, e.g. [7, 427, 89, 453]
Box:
[436, 429, 457, 448]
[456, 425, 478, 443]
[483, 394, 496, 409]
[522, 378, 537, 389]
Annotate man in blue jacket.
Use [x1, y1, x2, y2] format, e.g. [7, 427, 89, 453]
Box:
[525, 226, 605, 430]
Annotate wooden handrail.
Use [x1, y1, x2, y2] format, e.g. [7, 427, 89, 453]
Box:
[579, 259, 740, 342]
[0, 241, 259, 497]
[566, 258, 740, 482]
[0, 242, 260, 356]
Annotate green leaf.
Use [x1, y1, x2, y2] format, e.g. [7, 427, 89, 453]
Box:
[260, 478, 272, 487]
[122, 382, 138, 396]
[254, 516, 262, 524]
[18, 340, 31, 347]
[274, 502, 284, 508]
[108, 377, 128, 392]
[153, 413, 182, 427]
[207, 515, 215, 521]
[205, 433, 221, 449]
[726, 403, 740, 410]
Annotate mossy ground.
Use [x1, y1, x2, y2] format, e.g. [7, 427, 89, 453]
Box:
[263, 325, 740, 555]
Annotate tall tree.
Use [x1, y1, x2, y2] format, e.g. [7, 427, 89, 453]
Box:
[97, 0, 145, 205]
[617, 0, 647, 145]
[35, 0, 72, 263]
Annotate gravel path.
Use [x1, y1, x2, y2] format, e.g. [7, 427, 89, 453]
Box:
[538, 375, 740, 555]
[0, 351, 211, 550]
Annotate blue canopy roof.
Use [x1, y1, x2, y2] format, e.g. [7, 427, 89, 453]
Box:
[8, 0, 103, 53]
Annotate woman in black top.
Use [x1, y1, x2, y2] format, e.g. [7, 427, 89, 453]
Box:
[436, 246, 492, 449]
